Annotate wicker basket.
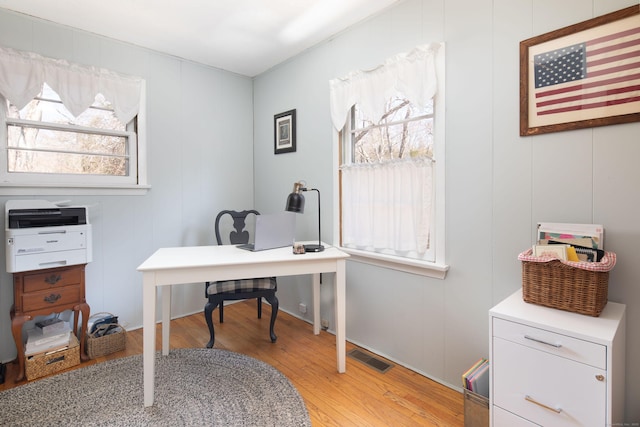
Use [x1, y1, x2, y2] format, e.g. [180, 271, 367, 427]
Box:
[26, 334, 80, 380]
[86, 323, 126, 359]
[518, 249, 616, 317]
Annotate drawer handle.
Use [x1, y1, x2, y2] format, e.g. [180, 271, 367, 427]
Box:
[44, 293, 62, 304]
[524, 335, 562, 348]
[525, 395, 562, 414]
[44, 274, 62, 285]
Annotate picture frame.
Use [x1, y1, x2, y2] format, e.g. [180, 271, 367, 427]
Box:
[520, 5, 640, 136]
[274, 109, 296, 154]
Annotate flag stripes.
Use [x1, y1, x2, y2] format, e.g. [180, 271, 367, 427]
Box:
[534, 23, 640, 116]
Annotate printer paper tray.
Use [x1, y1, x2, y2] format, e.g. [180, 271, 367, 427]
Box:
[10, 249, 89, 273]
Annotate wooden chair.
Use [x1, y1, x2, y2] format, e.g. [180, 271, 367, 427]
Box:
[204, 209, 278, 348]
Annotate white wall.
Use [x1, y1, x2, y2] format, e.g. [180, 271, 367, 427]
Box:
[0, 10, 254, 361]
[252, 0, 640, 421]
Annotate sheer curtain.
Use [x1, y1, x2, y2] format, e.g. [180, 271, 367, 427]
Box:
[330, 43, 443, 257]
[0, 46, 142, 122]
[341, 159, 433, 254]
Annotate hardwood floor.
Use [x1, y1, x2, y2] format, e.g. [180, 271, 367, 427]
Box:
[1, 300, 465, 426]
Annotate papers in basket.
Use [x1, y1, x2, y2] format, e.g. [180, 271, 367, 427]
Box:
[535, 223, 605, 262]
[537, 222, 604, 249]
[25, 322, 72, 356]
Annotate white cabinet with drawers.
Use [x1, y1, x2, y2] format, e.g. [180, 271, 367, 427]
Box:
[489, 289, 626, 427]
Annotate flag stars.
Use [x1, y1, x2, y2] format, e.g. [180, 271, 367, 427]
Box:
[534, 43, 587, 88]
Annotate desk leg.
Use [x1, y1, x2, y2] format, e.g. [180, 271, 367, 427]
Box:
[312, 273, 321, 335]
[335, 259, 346, 373]
[161, 285, 171, 355]
[143, 273, 156, 407]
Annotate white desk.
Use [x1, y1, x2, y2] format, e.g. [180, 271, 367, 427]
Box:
[137, 244, 349, 407]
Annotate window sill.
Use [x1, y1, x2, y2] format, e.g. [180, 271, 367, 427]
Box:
[338, 247, 449, 279]
[0, 183, 151, 196]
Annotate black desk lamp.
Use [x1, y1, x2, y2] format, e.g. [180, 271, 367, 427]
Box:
[285, 181, 324, 252]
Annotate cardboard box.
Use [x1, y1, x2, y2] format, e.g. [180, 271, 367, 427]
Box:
[25, 334, 80, 380]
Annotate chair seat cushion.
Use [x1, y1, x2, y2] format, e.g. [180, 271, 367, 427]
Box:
[207, 277, 276, 295]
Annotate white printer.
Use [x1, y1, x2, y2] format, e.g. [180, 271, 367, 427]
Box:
[5, 200, 92, 273]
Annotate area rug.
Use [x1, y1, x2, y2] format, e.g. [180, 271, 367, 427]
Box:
[0, 348, 311, 426]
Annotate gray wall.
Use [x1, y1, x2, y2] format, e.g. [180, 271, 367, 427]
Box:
[253, 0, 639, 421]
[0, 9, 254, 361]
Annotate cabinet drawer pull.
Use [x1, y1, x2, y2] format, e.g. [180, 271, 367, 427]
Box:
[44, 274, 62, 285]
[524, 395, 562, 413]
[524, 335, 562, 348]
[44, 293, 62, 304]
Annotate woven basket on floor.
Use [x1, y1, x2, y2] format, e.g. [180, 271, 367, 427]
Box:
[518, 249, 616, 317]
[86, 324, 126, 359]
[26, 334, 80, 380]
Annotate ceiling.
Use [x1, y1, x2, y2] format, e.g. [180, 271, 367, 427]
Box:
[0, 0, 400, 77]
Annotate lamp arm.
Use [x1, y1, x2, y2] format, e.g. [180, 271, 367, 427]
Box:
[310, 188, 321, 247]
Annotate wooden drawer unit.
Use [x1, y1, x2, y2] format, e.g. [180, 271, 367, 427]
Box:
[16, 267, 83, 313]
[489, 289, 626, 427]
[10, 264, 90, 381]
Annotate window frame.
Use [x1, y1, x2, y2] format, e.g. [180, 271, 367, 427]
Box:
[0, 83, 149, 196]
[332, 57, 448, 279]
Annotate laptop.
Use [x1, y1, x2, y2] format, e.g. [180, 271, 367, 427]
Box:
[237, 212, 296, 251]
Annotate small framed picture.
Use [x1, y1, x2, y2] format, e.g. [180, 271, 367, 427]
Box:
[274, 109, 296, 154]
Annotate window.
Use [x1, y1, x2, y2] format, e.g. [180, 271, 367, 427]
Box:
[0, 46, 146, 191]
[330, 44, 447, 278]
[350, 98, 434, 163]
[341, 98, 435, 258]
[5, 83, 136, 182]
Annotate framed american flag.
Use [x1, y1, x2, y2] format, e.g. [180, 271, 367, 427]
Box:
[520, 5, 640, 136]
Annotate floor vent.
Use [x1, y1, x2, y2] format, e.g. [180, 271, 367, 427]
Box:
[347, 349, 394, 373]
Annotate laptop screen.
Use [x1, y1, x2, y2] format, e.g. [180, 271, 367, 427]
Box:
[239, 212, 296, 251]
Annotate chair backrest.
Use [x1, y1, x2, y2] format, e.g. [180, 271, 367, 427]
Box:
[214, 210, 260, 245]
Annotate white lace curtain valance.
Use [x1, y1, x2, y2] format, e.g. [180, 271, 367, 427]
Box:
[0, 46, 142, 123]
[329, 42, 444, 131]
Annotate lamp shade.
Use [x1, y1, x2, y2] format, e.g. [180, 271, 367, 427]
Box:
[285, 182, 305, 213]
